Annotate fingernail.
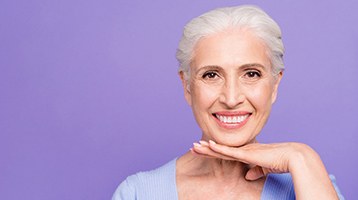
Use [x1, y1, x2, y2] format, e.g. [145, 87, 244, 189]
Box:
[193, 142, 201, 147]
[209, 140, 216, 145]
[199, 140, 209, 146]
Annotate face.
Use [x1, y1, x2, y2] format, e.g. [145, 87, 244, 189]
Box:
[180, 29, 282, 147]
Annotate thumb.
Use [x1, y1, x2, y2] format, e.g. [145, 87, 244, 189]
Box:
[245, 166, 265, 181]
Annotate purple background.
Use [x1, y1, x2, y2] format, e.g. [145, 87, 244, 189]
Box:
[1, 0, 357, 199]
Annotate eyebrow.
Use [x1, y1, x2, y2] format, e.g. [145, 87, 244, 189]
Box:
[195, 63, 266, 74]
[241, 63, 266, 69]
[195, 65, 221, 74]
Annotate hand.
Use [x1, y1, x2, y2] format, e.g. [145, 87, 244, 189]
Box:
[191, 140, 339, 199]
[192, 140, 306, 180]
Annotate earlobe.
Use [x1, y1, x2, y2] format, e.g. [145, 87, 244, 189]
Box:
[179, 71, 192, 106]
[271, 71, 283, 104]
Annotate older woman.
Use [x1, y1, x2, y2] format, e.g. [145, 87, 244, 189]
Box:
[113, 5, 344, 200]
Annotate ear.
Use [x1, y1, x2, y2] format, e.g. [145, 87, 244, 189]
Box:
[179, 71, 192, 106]
[271, 71, 283, 104]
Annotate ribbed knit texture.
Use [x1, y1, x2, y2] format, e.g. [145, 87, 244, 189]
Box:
[112, 158, 177, 200]
[261, 173, 295, 199]
[112, 158, 344, 200]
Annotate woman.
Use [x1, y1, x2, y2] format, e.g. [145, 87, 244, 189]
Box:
[113, 5, 344, 200]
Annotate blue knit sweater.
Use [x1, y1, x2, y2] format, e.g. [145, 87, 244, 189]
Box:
[112, 158, 344, 200]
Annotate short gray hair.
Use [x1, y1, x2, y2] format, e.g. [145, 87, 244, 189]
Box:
[176, 5, 284, 80]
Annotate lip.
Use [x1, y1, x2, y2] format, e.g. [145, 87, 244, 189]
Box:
[214, 111, 251, 116]
[212, 111, 251, 130]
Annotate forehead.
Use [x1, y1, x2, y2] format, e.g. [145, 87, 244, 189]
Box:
[191, 29, 271, 70]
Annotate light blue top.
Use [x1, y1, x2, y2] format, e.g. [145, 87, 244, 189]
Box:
[112, 158, 344, 200]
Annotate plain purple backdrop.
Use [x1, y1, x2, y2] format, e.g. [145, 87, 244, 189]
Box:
[1, 0, 357, 199]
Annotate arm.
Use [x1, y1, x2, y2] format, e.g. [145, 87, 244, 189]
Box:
[288, 144, 338, 199]
[192, 141, 339, 200]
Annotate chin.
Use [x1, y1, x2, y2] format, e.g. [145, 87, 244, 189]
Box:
[213, 134, 256, 147]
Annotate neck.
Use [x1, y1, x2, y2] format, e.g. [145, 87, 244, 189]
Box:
[177, 151, 249, 181]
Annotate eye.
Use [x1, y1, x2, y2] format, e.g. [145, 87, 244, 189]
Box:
[202, 71, 219, 79]
[244, 70, 261, 79]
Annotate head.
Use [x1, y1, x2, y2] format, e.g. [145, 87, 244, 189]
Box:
[176, 5, 284, 146]
[177, 5, 284, 81]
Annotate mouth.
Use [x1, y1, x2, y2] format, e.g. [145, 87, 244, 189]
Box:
[212, 112, 251, 129]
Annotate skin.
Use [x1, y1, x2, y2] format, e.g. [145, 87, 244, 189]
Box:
[177, 28, 339, 200]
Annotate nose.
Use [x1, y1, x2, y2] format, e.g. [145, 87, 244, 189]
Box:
[219, 77, 245, 108]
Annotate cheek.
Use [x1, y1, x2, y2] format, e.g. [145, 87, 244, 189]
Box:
[191, 84, 219, 108]
[245, 84, 274, 110]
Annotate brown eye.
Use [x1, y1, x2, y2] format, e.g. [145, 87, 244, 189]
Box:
[245, 71, 261, 78]
[202, 71, 219, 79]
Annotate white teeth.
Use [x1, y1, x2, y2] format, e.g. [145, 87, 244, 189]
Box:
[218, 115, 224, 122]
[215, 114, 249, 124]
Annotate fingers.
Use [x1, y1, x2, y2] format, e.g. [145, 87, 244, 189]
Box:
[245, 166, 265, 181]
[207, 140, 250, 164]
[191, 141, 237, 161]
[190, 148, 215, 159]
[192, 141, 271, 181]
[192, 140, 292, 174]
[208, 141, 278, 165]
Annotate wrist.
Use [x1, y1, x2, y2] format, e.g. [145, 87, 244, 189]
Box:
[287, 143, 338, 199]
[287, 143, 321, 173]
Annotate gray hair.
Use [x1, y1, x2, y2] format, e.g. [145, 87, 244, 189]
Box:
[176, 5, 284, 80]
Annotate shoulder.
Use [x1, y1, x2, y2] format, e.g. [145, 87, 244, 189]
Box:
[112, 158, 177, 200]
[261, 173, 345, 200]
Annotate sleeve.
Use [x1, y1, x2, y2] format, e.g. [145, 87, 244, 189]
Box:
[330, 175, 345, 200]
[111, 176, 136, 200]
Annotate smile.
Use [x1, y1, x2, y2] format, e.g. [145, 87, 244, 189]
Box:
[212, 112, 251, 129]
[214, 114, 249, 123]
